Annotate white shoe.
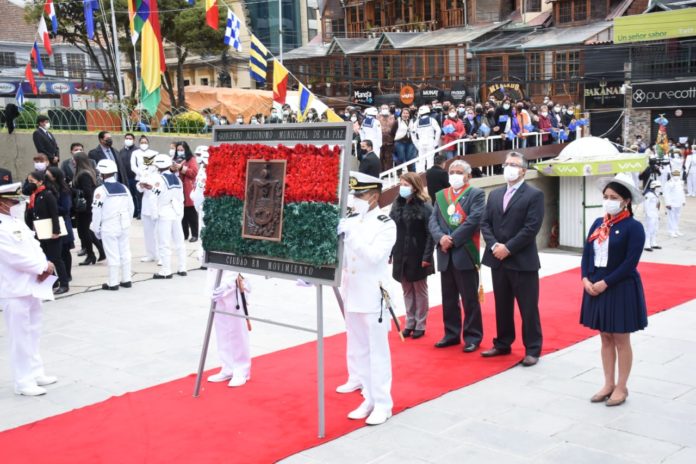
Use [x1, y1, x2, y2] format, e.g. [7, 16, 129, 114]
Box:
[140, 256, 155, 263]
[670, 233, 678, 238]
[15, 385, 47, 396]
[365, 409, 392, 426]
[347, 401, 373, 420]
[157, 260, 163, 266]
[227, 376, 249, 388]
[35, 375, 57, 386]
[336, 381, 362, 394]
[207, 372, 232, 383]
[676, 231, 684, 236]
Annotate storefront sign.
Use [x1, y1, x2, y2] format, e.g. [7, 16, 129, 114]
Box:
[400, 85, 414, 105]
[0, 82, 17, 94]
[449, 86, 467, 102]
[631, 81, 696, 108]
[420, 87, 442, 101]
[614, 8, 696, 44]
[487, 82, 524, 102]
[352, 88, 374, 105]
[584, 81, 625, 109]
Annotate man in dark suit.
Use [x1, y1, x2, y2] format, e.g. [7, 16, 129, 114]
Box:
[428, 159, 485, 351]
[88, 131, 128, 183]
[358, 139, 381, 178]
[32, 115, 59, 162]
[480, 151, 545, 366]
[426, 153, 450, 204]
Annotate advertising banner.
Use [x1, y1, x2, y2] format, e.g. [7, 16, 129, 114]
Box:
[631, 81, 696, 108]
[614, 8, 696, 44]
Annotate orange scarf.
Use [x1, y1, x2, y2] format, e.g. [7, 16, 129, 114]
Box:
[28, 184, 45, 210]
[587, 210, 630, 244]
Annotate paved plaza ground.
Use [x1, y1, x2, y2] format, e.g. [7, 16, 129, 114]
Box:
[1, 196, 695, 463]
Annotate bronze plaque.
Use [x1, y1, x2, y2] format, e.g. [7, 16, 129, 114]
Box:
[242, 159, 287, 241]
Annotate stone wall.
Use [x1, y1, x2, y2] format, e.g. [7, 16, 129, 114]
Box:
[626, 108, 651, 144]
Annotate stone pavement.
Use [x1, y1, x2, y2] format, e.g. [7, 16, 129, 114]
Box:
[0, 197, 695, 464]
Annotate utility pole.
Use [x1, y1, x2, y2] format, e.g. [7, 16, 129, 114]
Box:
[278, 0, 283, 62]
[109, 0, 126, 131]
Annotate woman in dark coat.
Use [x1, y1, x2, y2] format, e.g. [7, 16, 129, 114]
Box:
[47, 166, 75, 283]
[24, 170, 69, 294]
[390, 172, 435, 339]
[581, 174, 648, 407]
[73, 153, 105, 265]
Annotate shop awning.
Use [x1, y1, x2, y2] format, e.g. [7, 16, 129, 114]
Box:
[521, 21, 613, 49]
[534, 137, 648, 176]
[378, 22, 506, 49]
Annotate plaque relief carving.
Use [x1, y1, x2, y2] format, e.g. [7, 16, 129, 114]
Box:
[242, 159, 287, 241]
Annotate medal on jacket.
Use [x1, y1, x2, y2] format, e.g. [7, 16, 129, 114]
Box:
[447, 204, 455, 216]
[450, 212, 461, 223]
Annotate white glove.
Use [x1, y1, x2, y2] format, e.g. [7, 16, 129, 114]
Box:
[211, 281, 236, 303]
[337, 218, 351, 237]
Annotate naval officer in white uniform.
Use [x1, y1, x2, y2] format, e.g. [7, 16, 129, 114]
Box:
[0, 183, 58, 396]
[90, 159, 135, 290]
[338, 172, 397, 425]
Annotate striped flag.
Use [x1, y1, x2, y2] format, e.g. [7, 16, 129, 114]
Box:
[299, 84, 314, 119]
[140, 0, 166, 116]
[249, 34, 269, 84]
[38, 17, 53, 55]
[31, 42, 45, 76]
[25, 63, 38, 94]
[84, 0, 99, 40]
[15, 84, 25, 110]
[326, 109, 343, 123]
[205, 0, 219, 29]
[44, 0, 58, 34]
[272, 60, 289, 104]
[224, 8, 242, 52]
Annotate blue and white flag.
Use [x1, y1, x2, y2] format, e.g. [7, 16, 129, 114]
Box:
[84, 0, 99, 40]
[224, 8, 243, 52]
[15, 84, 25, 110]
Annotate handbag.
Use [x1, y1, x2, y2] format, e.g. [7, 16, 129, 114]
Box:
[34, 217, 68, 240]
[72, 188, 88, 213]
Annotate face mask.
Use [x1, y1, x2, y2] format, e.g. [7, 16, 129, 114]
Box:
[541, 112, 548, 117]
[352, 197, 370, 215]
[9, 201, 26, 219]
[381, 109, 390, 116]
[449, 112, 457, 119]
[603, 199, 623, 216]
[567, 110, 574, 115]
[168, 149, 175, 157]
[23, 182, 37, 195]
[34, 162, 47, 171]
[449, 174, 465, 190]
[237, 118, 244, 124]
[504, 165, 521, 182]
[140, 143, 149, 151]
[344, 112, 350, 117]
[44, 122, 51, 130]
[467, 114, 474, 120]
[271, 112, 278, 117]
[458, 108, 466, 115]
[554, 107, 561, 113]
[104, 139, 113, 147]
[503, 103, 510, 110]
[351, 116, 357, 122]
[251, 118, 258, 124]
[395, 109, 401, 117]
[283, 110, 290, 116]
[176, 150, 185, 157]
[399, 185, 413, 198]
[124, 139, 134, 147]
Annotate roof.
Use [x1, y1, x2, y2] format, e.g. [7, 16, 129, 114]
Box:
[470, 30, 538, 52]
[283, 42, 330, 61]
[0, 0, 42, 43]
[648, 0, 696, 10]
[607, 0, 635, 19]
[329, 37, 380, 55]
[374, 22, 506, 50]
[520, 21, 613, 49]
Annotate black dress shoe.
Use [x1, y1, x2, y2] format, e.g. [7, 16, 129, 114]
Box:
[101, 283, 119, 291]
[463, 343, 480, 353]
[77, 249, 87, 257]
[119, 281, 132, 288]
[481, 347, 512, 357]
[402, 328, 413, 338]
[521, 355, 539, 367]
[53, 287, 69, 295]
[644, 247, 653, 252]
[652, 245, 662, 249]
[153, 273, 173, 279]
[97, 255, 106, 262]
[177, 271, 188, 277]
[434, 338, 460, 348]
[411, 330, 425, 339]
[189, 237, 198, 243]
[79, 256, 96, 266]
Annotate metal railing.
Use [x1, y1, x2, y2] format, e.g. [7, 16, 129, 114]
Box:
[380, 131, 554, 188]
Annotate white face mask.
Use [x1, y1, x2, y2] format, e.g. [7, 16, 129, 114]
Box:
[449, 112, 457, 119]
[251, 118, 258, 124]
[504, 165, 521, 182]
[34, 162, 47, 171]
[140, 143, 149, 151]
[603, 199, 624, 216]
[381, 109, 390, 116]
[350, 116, 357, 122]
[44, 122, 51, 130]
[176, 150, 185, 157]
[352, 197, 371, 216]
[449, 173, 465, 190]
[541, 112, 548, 117]
[236, 118, 244, 124]
[554, 107, 561, 113]
[168, 149, 175, 157]
[124, 139, 134, 147]
[503, 103, 510, 110]
[9, 201, 26, 219]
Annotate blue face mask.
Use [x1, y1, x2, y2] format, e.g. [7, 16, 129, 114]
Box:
[399, 185, 413, 198]
[395, 109, 401, 117]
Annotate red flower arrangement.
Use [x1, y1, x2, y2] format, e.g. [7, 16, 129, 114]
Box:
[205, 143, 341, 204]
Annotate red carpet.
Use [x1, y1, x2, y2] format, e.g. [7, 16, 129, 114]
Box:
[2, 263, 696, 463]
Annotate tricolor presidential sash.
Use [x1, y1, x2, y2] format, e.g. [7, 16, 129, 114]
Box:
[436, 185, 481, 266]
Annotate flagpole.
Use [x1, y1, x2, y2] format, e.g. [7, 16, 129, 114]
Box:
[278, 0, 283, 63]
[108, 0, 127, 131]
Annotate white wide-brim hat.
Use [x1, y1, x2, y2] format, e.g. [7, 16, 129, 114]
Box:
[597, 172, 644, 205]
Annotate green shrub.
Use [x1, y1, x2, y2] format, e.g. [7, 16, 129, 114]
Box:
[15, 102, 40, 130]
[172, 111, 205, 133]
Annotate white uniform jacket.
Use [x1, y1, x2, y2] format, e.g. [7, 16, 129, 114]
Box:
[131, 149, 159, 181]
[150, 171, 185, 221]
[359, 117, 383, 153]
[340, 208, 396, 314]
[685, 155, 695, 176]
[136, 165, 160, 217]
[0, 213, 49, 299]
[190, 165, 207, 210]
[414, 115, 442, 149]
[90, 178, 134, 238]
[643, 191, 660, 218]
[663, 178, 686, 207]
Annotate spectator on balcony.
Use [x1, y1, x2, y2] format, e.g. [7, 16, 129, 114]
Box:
[394, 108, 417, 172]
[493, 98, 514, 151]
[378, 105, 398, 172]
[360, 107, 383, 157]
[537, 105, 553, 145]
[463, 107, 480, 152]
[441, 109, 465, 160]
[514, 103, 532, 149]
[414, 105, 441, 171]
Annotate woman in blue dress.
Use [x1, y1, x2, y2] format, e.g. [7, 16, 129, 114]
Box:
[580, 173, 648, 407]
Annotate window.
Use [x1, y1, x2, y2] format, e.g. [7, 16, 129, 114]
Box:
[508, 55, 526, 81]
[554, 50, 580, 94]
[66, 53, 85, 79]
[54, 54, 64, 77]
[526, 0, 541, 12]
[558, 2, 572, 23]
[0, 51, 16, 67]
[200, 78, 209, 86]
[40, 53, 50, 68]
[574, 0, 587, 21]
[485, 56, 503, 81]
[591, 0, 608, 19]
[528, 52, 544, 96]
[183, 79, 190, 86]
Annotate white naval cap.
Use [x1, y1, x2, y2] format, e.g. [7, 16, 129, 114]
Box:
[348, 171, 383, 193]
[153, 154, 173, 169]
[97, 159, 118, 175]
[0, 182, 22, 199]
[364, 107, 378, 117]
[418, 105, 430, 116]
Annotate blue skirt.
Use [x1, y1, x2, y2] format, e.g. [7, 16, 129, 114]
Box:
[580, 268, 648, 333]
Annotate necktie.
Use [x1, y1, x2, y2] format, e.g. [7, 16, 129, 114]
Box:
[503, 188, 514, 211]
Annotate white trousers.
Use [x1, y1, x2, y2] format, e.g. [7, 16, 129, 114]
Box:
[687, 172, 696, 196]
[667, 207, 682, 234]
[345, 312, 393, 414]
[2, 296, 45, 389]
[416, 142, 435, 172]
[102, 230, 132, 286]
[643, 216, 659, 247]
[214, 295, 251, 378]
[141, 214, 159, 260]
[157, 218, 187, 275]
